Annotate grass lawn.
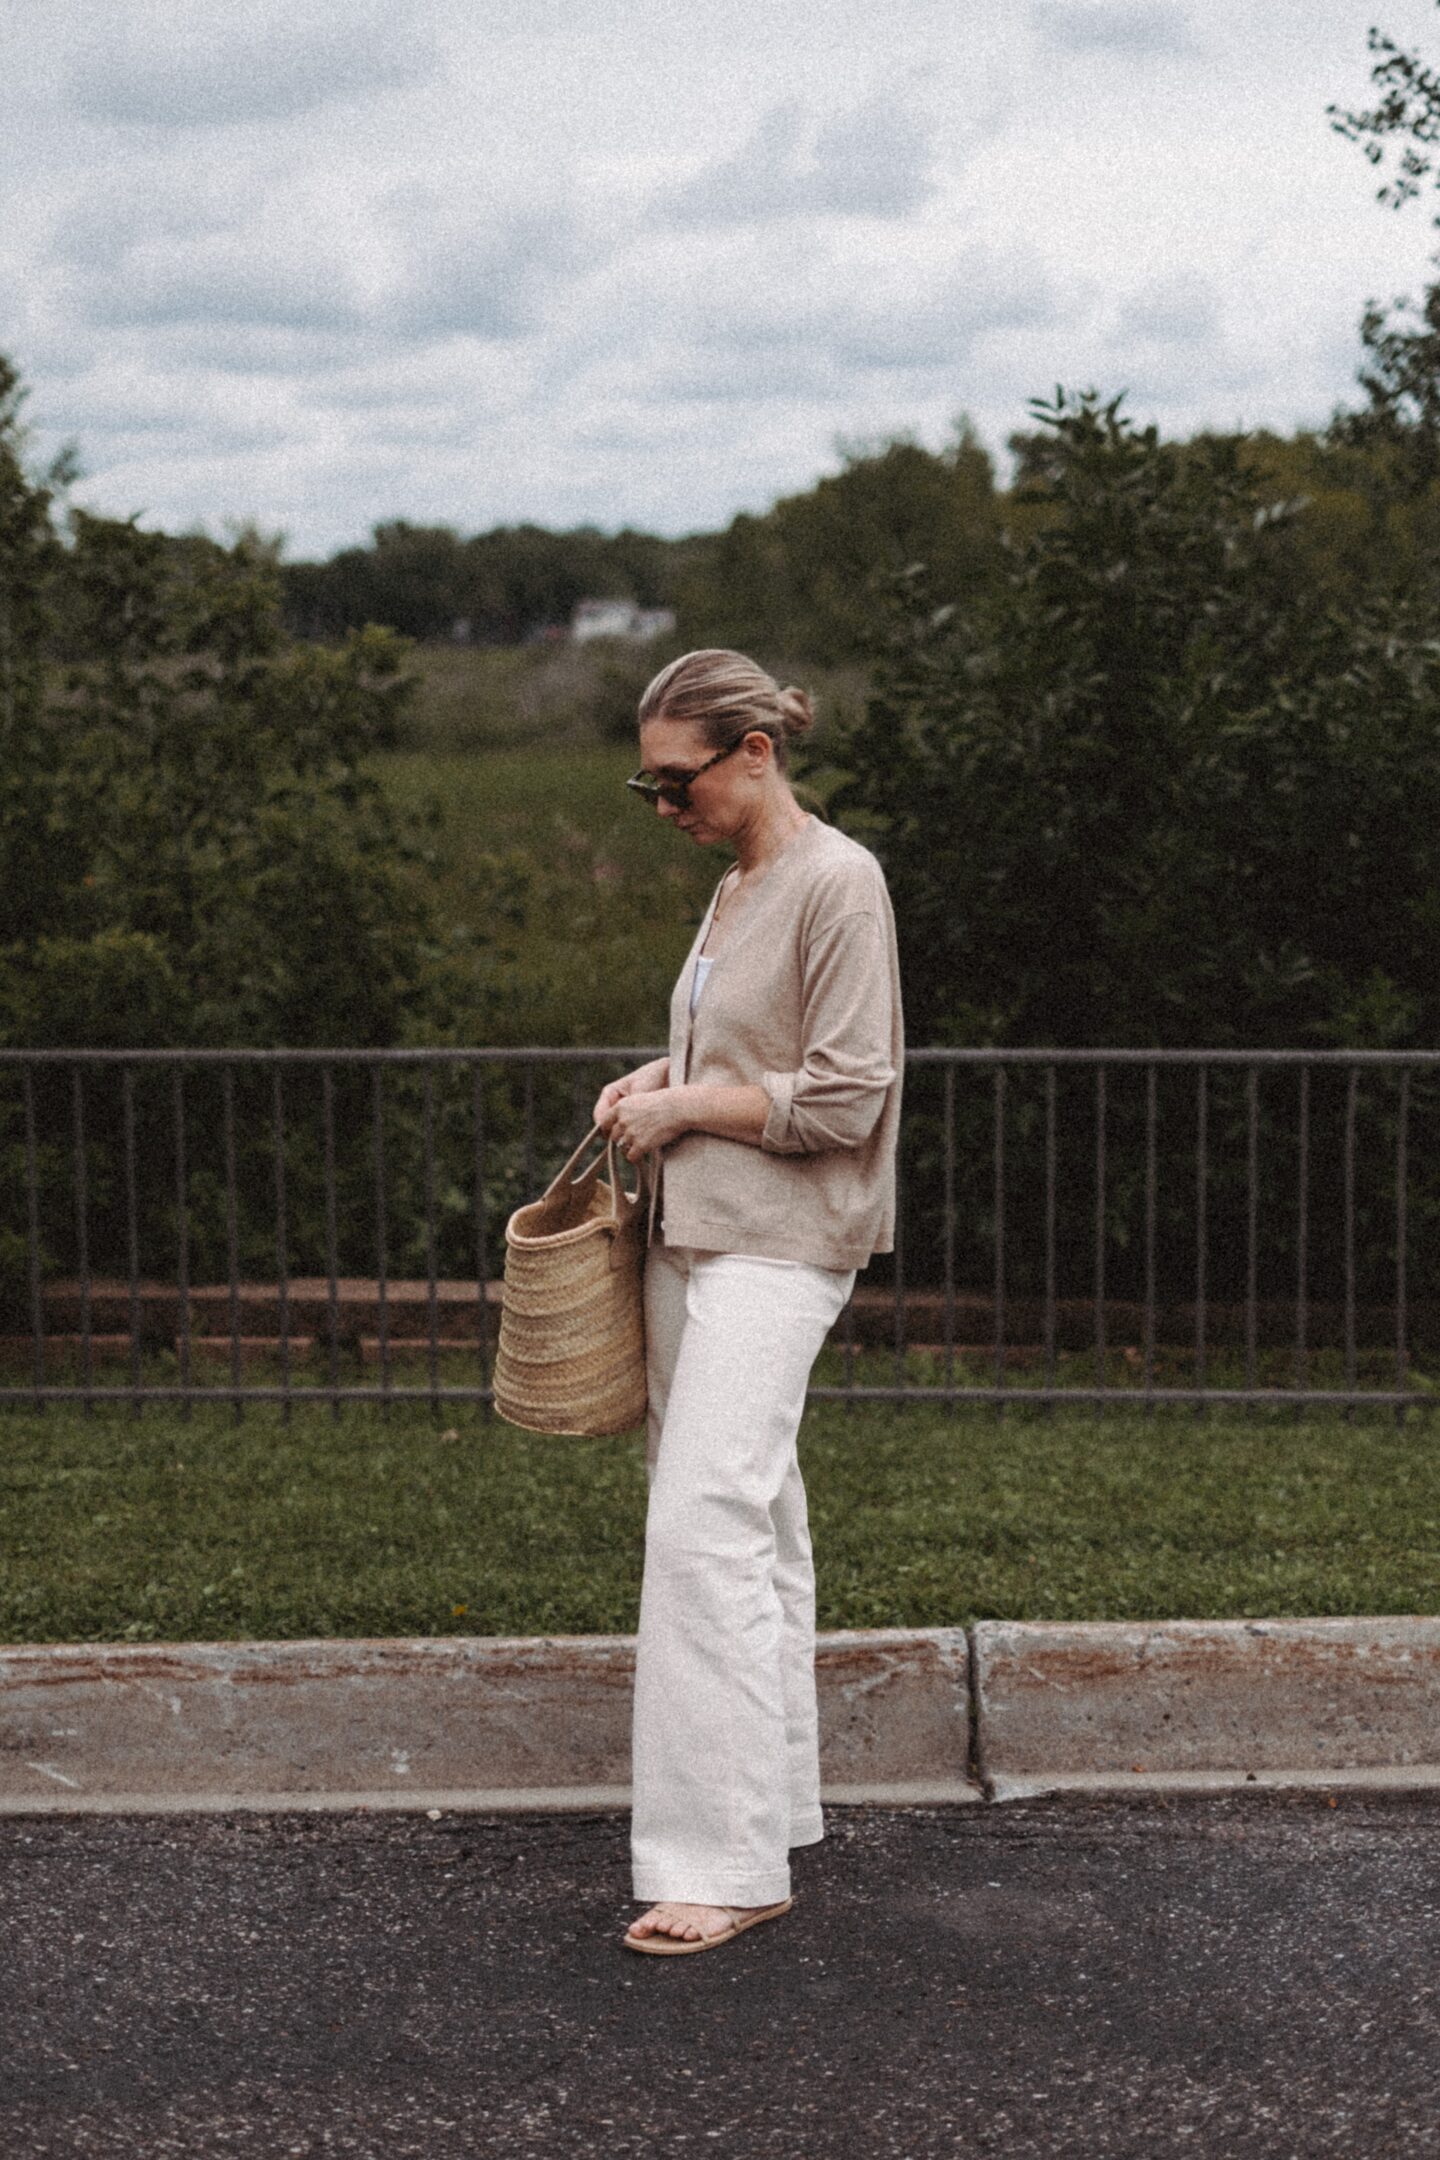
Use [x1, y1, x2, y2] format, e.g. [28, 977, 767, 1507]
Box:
[2, 1388, 1436, 1644]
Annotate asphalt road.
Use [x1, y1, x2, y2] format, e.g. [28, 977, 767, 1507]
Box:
[2, 1792, 1437, 2158]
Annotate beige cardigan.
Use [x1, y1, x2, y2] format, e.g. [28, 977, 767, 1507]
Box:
[656, 815, 903, 1271]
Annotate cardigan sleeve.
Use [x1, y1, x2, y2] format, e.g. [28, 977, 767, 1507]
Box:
[759, 909, 897, 1155]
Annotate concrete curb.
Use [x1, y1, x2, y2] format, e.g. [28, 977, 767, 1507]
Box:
[0, 1627, 979, 1815]
[972, 1615, 1440, 1799]
[0, 1618, 1435, 1815]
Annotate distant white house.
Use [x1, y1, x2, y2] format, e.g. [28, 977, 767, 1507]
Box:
[571, 598, 677, 643]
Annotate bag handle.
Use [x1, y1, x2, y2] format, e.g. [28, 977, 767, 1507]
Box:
[543, 1123, 639, 1231]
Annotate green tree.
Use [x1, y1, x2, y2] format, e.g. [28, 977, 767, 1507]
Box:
[1329, 14, 1440, 216]
[831, 389, 1440, 1052]
[0, 358, 68, 972]
[770, 425, 997, 661]
[1327, 11, 1440, 573]
[678, 426, 1000, 663]
[280, 518, 683, 646]
[673, 510, 790, 653]
[826, 388, 1440, 1306]
[1329, 284, 1440, 599]
[0, 356, 526, 1308]
[2, 507, 448, 1052]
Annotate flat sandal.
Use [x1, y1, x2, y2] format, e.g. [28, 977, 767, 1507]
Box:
[622, 1896, 794, 1956]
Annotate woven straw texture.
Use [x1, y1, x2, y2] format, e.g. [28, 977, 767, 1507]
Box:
[494, 1133, 647, 1436]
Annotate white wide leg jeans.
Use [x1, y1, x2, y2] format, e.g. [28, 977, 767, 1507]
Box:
[630, 1241, 856, 1907]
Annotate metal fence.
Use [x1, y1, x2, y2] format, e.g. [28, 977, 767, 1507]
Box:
[3, 1046, 1439, 1417]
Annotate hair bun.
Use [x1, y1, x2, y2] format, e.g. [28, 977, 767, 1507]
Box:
[777, 684, 815, 738]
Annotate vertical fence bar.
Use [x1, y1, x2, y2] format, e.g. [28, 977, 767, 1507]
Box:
[1344, 1066, 1358, 1416]
[272, 1067, 292, 1423]
[942, 1061, 956, 1394]
[472, 1060, 492, 1416]
[223, 1064, 242, 1422]
[423, 1062, 441, 1417]
[1395, 1066, 1410, 1426]
[23, 1067, 45, 1413]
[321, 1063, 341, 1419]
[1294, 1063, 1309, 1406]
[123, 1067, 142, 1416]
[1245, 1066, 1259, 1393]
[373, 1062, 392, 1416]
[523, 1062, 537, 1198]
[841, 1264, 857, 1405]
[1093, 1064, 1107, 1396]
[992, 1064, 1006, 1410]
[71, 1067, 94, 1413]
[1143, 1061, 1157, 1408]
[892, 1115, 907, 1391]
[1043, 1064, 1057, 1413]
[1194, 1064, 1207, 1411]
[173, 1065, 192, 1417]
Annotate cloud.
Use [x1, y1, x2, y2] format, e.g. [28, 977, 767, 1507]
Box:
[74, 225, 366, 334]
[693, 235, 1059, 361]
[48, 162, 594, 369]
[5, 0, 1413, 561]
[52, 181, 234, 272]
[635, 346, 850, 408]
[818, 252, 1061, 371]
[108, 323, 368, 379]
[65, 1, 440, 128]
[1030, 2, 1189, 54]
[378, 185, 587, 343]
[662, 90, 939, 228]
[28, 362, 299, 500]
[807, 93, 941, 218]
[599, 232, 1067, 416]
[1114, 272, 1220, 346]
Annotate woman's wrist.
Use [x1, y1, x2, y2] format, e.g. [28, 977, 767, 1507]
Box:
[671, 1082, 771, 1146]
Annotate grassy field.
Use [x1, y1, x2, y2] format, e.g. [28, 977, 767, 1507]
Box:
[384, 741, 711, 1044]
[377, 642, 864, 1044]
[2, 1391, 1436, 1644]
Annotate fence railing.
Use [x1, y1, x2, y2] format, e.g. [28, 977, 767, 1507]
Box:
[3, 1046, 1439, 1417]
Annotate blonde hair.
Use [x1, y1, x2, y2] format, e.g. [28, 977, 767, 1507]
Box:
[637, 648, 814, 771]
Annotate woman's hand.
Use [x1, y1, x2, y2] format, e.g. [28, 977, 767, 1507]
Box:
[599, 1073, 773, 1158]
[609, 1086, 693, 1161]
[593, 1057, 669, 1134]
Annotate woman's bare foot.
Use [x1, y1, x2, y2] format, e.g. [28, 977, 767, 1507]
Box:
[625, 1900, 767, 1946]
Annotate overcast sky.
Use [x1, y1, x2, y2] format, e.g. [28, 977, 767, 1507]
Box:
[3, 0, 1439, 558]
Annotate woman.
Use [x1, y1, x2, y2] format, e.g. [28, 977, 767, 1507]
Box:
[593, 648, 903, 1957]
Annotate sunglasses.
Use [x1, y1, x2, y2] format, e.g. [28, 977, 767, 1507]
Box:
[625, 734, 745, 810]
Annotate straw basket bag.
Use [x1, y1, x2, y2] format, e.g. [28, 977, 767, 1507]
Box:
[493, 1125, 648, 1435]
